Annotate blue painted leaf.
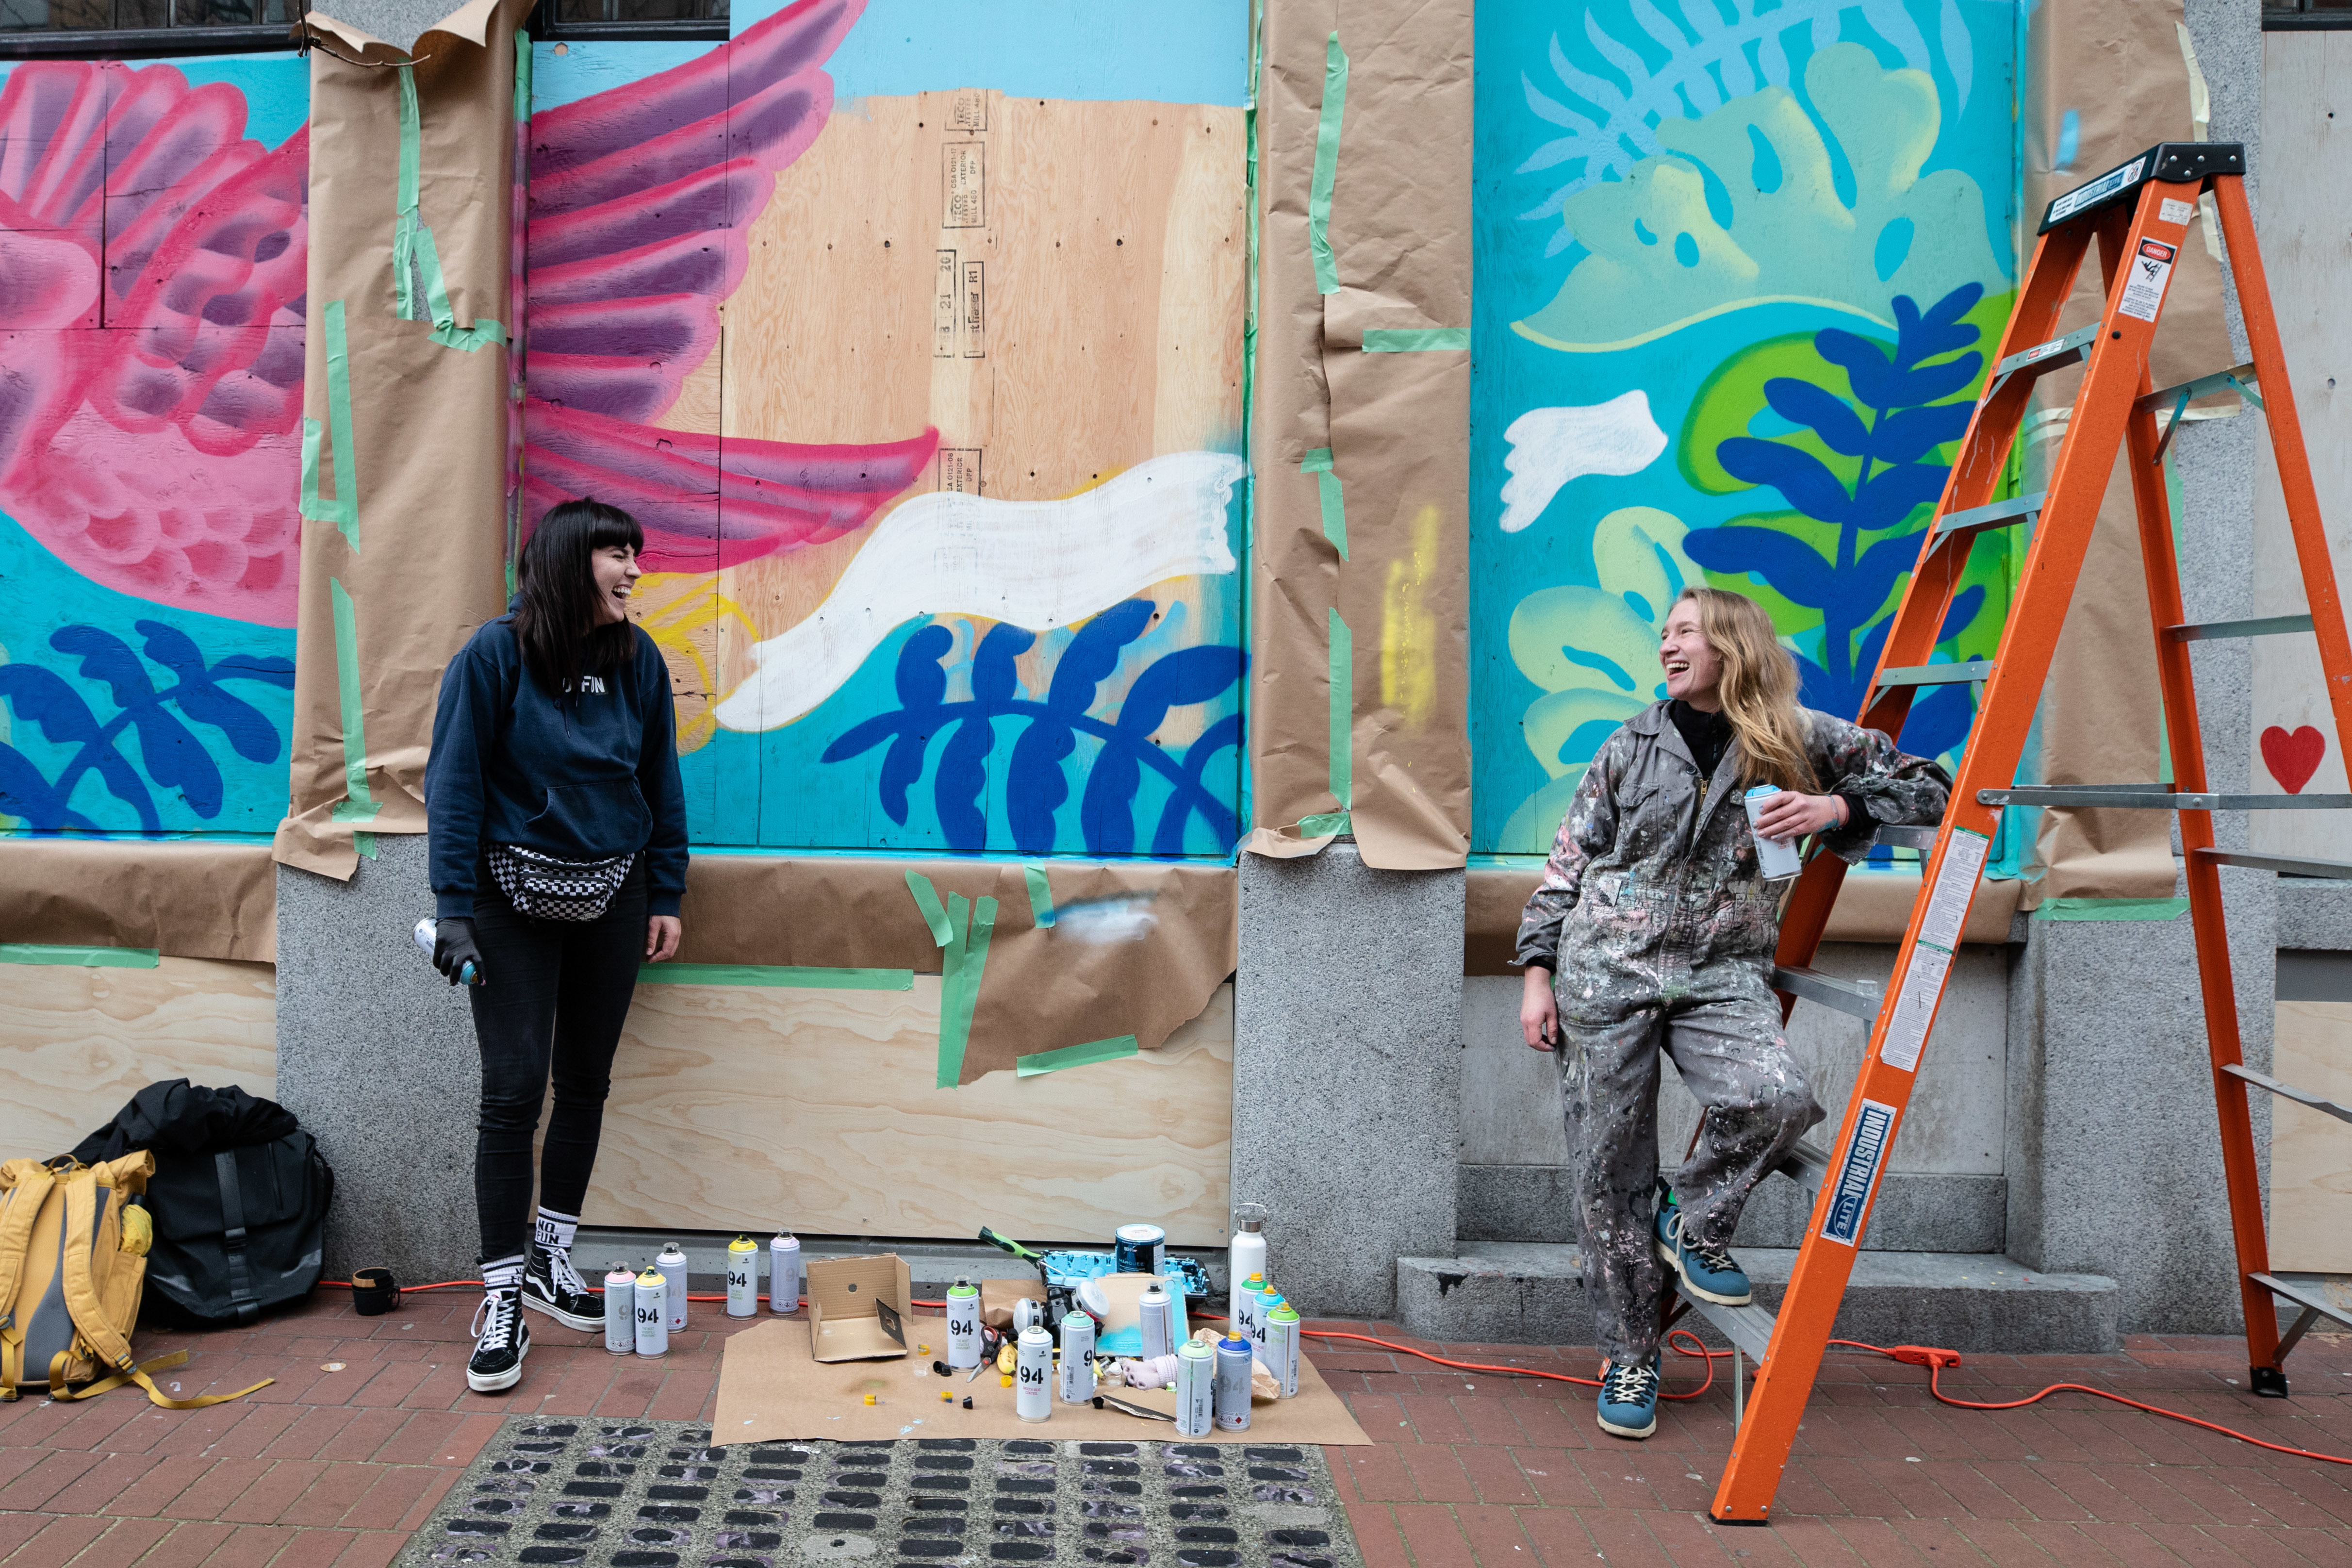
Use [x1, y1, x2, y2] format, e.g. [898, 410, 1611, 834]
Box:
[972, 623, 1034, 705]
[934, 712, 994, 851]
[1151, 712, 1243, 856]
[1850, 529, 1931, 618]
[0, 665, 103, 746]
[214, 654, 296, 688]
[1868, 402, 1974, 468]
[0, 744, 69, 827]
[1898, 681, 1974, 759]
[49, 626, 155, 711]
[1080, 743, 1140, 855]
[893, 625, 954, 709]
[1047, 599, 1155, 712]
[1897, 283, 1984, 363]
[1851, 463, 1950, 530]
[84, 745, 160, 832]
[1813, 330, 1902, 412]
[1792, 651, 1859, 721]
[1116, 645, 1244, 738]
[822, 711, 938, 825]
[1762, 378, 1870, 457]
[1716, 437, 1851, 524]
[1855, 614, 1895, 688]
[1683, 525, 1839, 610]
[1006, 716, 1076, 855]
[134, 623, 281, 764]
[51, 624, 221, 819]
[1888, 352, 1982, 409]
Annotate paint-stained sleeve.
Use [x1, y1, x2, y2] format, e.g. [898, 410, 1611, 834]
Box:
[1513, 728, 1628, 970]
[1807, 710, 1951, 863]
[635, 632, 690, 918]
[423, 644, 500, 921]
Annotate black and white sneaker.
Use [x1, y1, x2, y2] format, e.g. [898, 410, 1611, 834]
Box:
[467, 1288, 531, 1393]
[524, 1243, 605, 1332]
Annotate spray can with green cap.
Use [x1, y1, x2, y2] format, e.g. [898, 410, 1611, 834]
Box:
[1266, 1303, 1301, 1396]
[945, 1276, 982, 1368]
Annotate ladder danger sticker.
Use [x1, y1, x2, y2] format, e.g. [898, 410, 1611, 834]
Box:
[2118, 239, 2177, 323]
[1822, 1098, 1900, 1247]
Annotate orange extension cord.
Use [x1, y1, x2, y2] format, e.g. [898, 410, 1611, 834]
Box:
[1300, 1328, 2352, 1468]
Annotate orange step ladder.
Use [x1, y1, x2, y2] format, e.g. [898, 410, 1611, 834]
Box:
[1676, 142, 2352, 1524]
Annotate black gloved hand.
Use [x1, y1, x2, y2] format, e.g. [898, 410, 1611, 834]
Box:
[433, 917, 487, 986]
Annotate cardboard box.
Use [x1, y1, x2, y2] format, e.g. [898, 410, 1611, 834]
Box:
[807, 1253, 912, 1363]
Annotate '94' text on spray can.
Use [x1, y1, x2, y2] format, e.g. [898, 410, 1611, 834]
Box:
[1214, 1335, 1253, 1430]
[633, 1267, 668, 1357]
[1059, 1311, 1096, 1403]
[945, 1276, 982, 1368]
[1015, 1325, 1053, 1422]
[1174, 1339, 1215, 1437]
[726, 1235, 758, 1317]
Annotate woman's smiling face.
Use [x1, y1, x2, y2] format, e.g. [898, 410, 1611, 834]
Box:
[591, 543, 641, 625]
[1659, 598, 1723, 709]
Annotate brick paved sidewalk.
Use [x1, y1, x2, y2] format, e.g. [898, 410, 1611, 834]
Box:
[1, 1291, 2347, 1568]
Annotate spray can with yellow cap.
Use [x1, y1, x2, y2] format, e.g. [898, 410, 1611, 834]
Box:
[633, 1265, 668, 1357]
[1234, 1271, 1265, 1344]
[725, 1235, 759, 1317]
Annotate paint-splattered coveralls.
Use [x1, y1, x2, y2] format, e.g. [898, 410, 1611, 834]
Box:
[1514, 702, 1950, 1364]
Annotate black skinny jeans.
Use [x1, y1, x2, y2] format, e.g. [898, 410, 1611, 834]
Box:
[467, 859, 647, 1263]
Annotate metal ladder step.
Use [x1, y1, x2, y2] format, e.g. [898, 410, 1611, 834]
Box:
[1980, 785, 2352, 811]
[1877, 660, 1995, 688]
[1933, 492, 2045, 544]
[2139, 362, 2261, 413]
[2193, 847, 2352, 879]
[2222, 1063, 2352, 1126]
[2253, 1272, 2352, 1363]
[1771, 965, 1882, 1022]
[1990, 323, 2103, 394]
[1873, 824, 1942, 852]
[1775, 1138, 1834, 1201]
[2165, 613, 2313, 643]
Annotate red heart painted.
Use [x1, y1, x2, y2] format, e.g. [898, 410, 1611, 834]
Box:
[2261, 725, 2326, 794]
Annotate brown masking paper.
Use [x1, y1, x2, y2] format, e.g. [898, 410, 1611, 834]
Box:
[275, 0, 524, 881]
[0, 839, 277, 964]
[674, 856, 1236, 1085]
[1245, 0, 1472, 869]
[2017, 0, 2238, 902]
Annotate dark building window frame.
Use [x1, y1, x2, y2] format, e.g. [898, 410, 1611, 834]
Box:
[2265, 0, 2352, 30]
[0, 0, 721, 58]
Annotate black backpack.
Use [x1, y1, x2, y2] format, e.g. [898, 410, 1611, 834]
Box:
[68, 1080, 335, 1327]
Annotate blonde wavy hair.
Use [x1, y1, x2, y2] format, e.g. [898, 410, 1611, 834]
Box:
[1674, 587, 1818, 794]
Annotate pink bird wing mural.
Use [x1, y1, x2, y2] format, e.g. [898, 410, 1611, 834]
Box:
[524, 0, 938, 573]
[0, 59, 308, 627]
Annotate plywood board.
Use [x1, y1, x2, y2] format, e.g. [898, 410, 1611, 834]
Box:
[2270, 1000, 2352, 1274]
[0, 957, 277, 1160]
[580, 980, 1232, 1245]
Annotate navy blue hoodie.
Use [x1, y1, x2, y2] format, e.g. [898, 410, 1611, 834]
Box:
[425, 607, 688, 920]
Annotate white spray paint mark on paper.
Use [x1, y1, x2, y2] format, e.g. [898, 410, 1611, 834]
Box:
[1497, 392, 1667, 533]
[1051, 894, 1159, 943]
[714, 450, 1246, 732]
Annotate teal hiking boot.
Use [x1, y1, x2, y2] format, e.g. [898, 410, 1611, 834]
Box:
[1656, 1203, 1752, 1306]
[1595, 1355, 1660, 1439]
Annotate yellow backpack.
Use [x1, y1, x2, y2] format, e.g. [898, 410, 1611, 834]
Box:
[0, 1155, 271, 1406]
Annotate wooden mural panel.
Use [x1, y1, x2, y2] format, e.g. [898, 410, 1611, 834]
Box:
[2270, 1001, 2352, 1274]
[0, 957, 277, 1160]
[577, 981, 1233, 1246]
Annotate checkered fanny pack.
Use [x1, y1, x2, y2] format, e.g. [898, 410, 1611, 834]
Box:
[487, 843, 635, 922]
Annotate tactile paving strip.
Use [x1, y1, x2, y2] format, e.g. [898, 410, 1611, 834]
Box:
[397, 1419, 1365, 1568]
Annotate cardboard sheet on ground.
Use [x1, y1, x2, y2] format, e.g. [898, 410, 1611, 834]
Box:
[712, 1318, 1370, 1446]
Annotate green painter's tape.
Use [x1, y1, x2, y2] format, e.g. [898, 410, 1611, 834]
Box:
[936, 894, 998, 1089]
[638, 964, 914, 990]
[0, 944, 160, 969]
[1297, 811, 1351, 839]
[1328, 606, 1352, 810]
[354, 831, 378, 859]
[514, 30, 531, 123]
[1362, 328, 1469, 352]
[905, 870, 952, 946]
[1017, 1035, 1140, 1078]
[2035, 896, 2190, 923]
[1024, 866, 1055, 928]
[299, 300, 358, 539]
[1307, 31, 1348, 296]
[328, 578, 380, 825]
[394, 64, 503, 352]
[1301, 447, 1346, 559]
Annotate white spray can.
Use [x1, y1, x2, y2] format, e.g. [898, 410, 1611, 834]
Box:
[945, 1276, 982, 1368]
[1235, 1271, 1264, 1345]
[657, 1242, 689, 1334]
[411, 917, 479, 985]
[769, 1230, 800, 1313]
[1015, 1325, 1054, 1421]
[633, 1266, 669, 1357]
[1137, 1283, 1174, 1360]
[1174, 1339, 1215, 1436]
[1744, 784, 1805, 878]
[1266, 1304, 1301, 1397]
[726, 1235, 759, 1318]
[1229, 1204, 1268, 1332]
[1213, 1336, 1253, 1431]
[1252, 1280, 1281, 1355]
[1059, 1311, 1097, 1403]
[603, 1261, 635, 1355]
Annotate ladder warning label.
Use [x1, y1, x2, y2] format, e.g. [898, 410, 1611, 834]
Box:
[2118, 238, 2177, 323]
[2159, 196, 2196, 227]
[1877, 827, 1991, 1073]
[1823, 1099, 1899, 1246]
[1919, 827, 1990, 950]
[1879, 943, 1948, 1073]
[2048, 156, 2143, 226]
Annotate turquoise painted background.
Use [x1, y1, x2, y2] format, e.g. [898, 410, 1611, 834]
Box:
[1471, 0, 2022, 857]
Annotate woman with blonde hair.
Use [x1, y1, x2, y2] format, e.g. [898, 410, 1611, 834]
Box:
[1514, 586, 1948, 1440]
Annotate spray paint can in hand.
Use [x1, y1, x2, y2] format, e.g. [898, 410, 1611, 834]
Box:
[1743, 784, 1805, 878]
[1137, 1282, 1173, 1359]
[656, 1242, 689, 1334]
[945, 1276, 982, 1368]
[1229, 1204, 1268, 1331]
[633, 1266, 669, 1357]
[603, 1262, 635, 1355]
[1235, 1272, 1265, 1345]
[1015, 1325, 1054, 1421]
[1213, 1336, 1254, 1431]
[1058, 1311, 1096, 1403]
[411, 917, 479, 985]
[1174, 1339, 1216, 1437]
[725, 1235, 759, 1318]
[1265, 1303, 1301, 1397]
[769, 1230, 801, 1313]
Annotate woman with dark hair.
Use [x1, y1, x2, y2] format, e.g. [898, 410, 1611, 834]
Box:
[424, 498, 688, 1394]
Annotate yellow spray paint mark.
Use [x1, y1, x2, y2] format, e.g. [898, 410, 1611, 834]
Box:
[631, 573, 759, 751]
[1381, 505, 1441, 727]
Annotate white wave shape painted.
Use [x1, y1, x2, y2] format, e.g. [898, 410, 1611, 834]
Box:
[1497, 392, 1668, 533]
[713, 450, 1247, 733]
